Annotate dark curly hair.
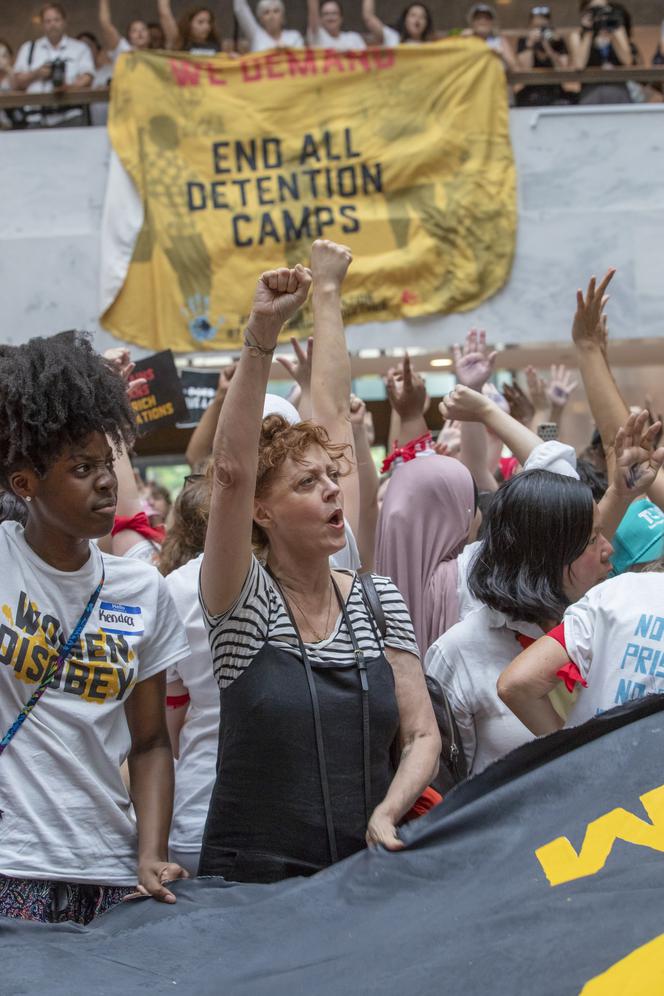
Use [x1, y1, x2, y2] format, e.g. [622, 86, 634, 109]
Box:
[0, 331, 135, 489]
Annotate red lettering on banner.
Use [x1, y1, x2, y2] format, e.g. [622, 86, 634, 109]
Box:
[344, 50, 371, 72]
[170, 59, 201, 86]
[286, 49, 318, 77]
[205, 63, 227, 86]
[372, 49, 396, 69]
[169, 47, 395, 88]
[322, 49, 346, 74]
[265, 52, 286, 79]
[241, 60, 263, 83]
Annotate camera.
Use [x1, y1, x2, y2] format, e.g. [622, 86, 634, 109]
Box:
[541, 27, 555, 41]
[592, 5, 624, 32]
[49, 57, 66, 88]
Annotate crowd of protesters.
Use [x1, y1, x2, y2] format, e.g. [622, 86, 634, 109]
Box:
[1, 238, 664, 922]
[1, 0, 663, 129]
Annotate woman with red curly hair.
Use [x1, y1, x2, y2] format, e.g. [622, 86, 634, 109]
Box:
[198, 243, 440, 884]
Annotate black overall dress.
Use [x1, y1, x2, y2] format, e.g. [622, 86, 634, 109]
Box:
[198, 578, 400, 883]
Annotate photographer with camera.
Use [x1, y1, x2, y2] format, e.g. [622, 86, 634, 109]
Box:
[12, 3, 94, 127]
[515, 5, 570, 107]
[570, 0, 639, 105]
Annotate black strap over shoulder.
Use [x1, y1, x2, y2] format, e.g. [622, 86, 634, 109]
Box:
[358, 573, 386, 639]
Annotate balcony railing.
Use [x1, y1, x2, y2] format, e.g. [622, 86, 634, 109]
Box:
[1, 67, 662, 114]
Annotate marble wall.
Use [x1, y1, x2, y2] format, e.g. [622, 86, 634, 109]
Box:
[1, 103, 663, 360]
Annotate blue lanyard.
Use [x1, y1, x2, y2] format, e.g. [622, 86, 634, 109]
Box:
[0, 563, 105, 758]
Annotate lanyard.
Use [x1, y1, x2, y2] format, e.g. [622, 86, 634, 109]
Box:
[0, 564, 105, 758]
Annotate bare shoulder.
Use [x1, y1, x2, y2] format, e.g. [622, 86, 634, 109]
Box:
[332, 569, 355, 603]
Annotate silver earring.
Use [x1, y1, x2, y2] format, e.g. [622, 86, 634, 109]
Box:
[24, 496, 32, 503]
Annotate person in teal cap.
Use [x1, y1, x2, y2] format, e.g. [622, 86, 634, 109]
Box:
[610, 498, 664, 575]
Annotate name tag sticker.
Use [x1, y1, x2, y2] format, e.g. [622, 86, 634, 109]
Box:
[99, 601, 144, 636]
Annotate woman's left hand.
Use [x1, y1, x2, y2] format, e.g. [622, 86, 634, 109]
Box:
[613, 409, 664, 497]
[125, 858, 190, 904]
[366, 806, 405, 851]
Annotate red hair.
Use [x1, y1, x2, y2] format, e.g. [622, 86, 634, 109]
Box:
[253, 415, 350, 549]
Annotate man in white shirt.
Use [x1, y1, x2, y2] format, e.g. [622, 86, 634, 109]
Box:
[12, 3, 95, 126]
[307, 0, 366, 51]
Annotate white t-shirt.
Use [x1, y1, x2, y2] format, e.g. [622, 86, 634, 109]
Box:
[234, 0, 304, 52]
[457, 540, 481, 621]
[381, 25, 401, 46]
[123, 537, 161, 566]
[426, 605, 542, 775]
[109, 36, 132, 62]
[330, 518, 361, 571]
[562, 572, 664, 727]
[381, 27, 423, 46]
[165, 555, 219, 855]
[308, 26, 366, 51]
[0, 522, 189, 885]
[13, 34, 94, 93]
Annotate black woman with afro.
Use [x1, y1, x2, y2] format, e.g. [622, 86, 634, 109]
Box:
[0, 331, 189, 924]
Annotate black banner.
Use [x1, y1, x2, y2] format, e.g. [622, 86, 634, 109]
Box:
[129, 350, 188, 433]
[3, 695, 664, 994]
[178, 369, 219, 425]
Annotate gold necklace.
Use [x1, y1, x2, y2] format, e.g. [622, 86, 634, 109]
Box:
[281, 577, 335, 643]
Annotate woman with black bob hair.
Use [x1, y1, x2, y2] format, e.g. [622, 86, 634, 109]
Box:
[0, 331, 189, 924]
[469, 470, 598, 626]
[425, 469, 614, 777]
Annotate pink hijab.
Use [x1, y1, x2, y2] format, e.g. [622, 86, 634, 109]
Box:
[375, 454, 475, 657]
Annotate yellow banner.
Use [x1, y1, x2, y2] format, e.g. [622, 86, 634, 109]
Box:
[102, 41, 516, 351]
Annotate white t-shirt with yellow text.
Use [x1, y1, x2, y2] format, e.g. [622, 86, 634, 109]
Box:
[0, 522, 189, 885]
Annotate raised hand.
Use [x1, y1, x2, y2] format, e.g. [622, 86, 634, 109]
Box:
[572, 268, 615, 350]
[502, 380, 535, 427]
[546, 364, 578, 409]
[310, 239, 353, 291]
[438, 385, 491, 423]
[349, 393, 367, 426]
[434, 419, 461, 457]
[452, 328, 498, 391]
[247, 264, 312, 344]
[276, 336, 313, 389]
[385, 353, 428, 420]
[525, 365, 548, 413]
[612, 410, 664, 498]
[103, 347, 147, 400]
[216, 362, 237, 398]
[526, 364, 578, 414]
